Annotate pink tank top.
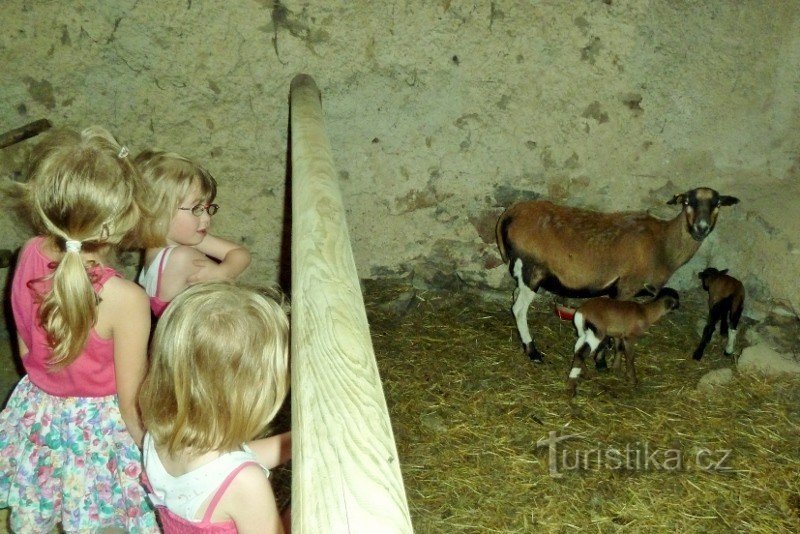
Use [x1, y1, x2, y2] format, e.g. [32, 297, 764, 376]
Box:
[149, 248, 171, 317]
[154, 462, 259, 533]
[138, 247, 174, 317]
[10, 237, 119, 397]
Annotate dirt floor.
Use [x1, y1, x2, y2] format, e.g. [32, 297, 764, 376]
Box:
[1, 280, 799, 533]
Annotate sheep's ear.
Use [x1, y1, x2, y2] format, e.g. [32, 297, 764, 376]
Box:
[718, 195, 739, 206]
[667, 193, 686, 205]
[719, 268, 729, 275]
[642, 284, 658, 296]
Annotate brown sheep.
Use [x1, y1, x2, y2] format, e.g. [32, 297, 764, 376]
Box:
[495, 187, 739, 363]
[569, 288, 680, 397]
[693, 267, 745, 360]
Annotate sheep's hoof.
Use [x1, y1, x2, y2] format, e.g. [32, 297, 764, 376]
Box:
[524, 344, 544, 363]
[594, 355, 608, 372]
[723, 349, 734, 357]
[567, 381, 578, 399]
[692, 350, 704, 361]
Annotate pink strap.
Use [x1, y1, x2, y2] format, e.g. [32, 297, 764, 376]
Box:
[154, 247, 172, 298]
[201, 461, 262, 523]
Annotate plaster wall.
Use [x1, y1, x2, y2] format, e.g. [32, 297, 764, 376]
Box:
[1, 1, 798, 312]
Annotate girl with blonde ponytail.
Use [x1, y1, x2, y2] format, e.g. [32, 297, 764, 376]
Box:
[0, 126, 158, 532]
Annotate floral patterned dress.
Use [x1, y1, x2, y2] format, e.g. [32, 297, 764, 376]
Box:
[0, 237, 159, 532]
[0, 377, 159, 532]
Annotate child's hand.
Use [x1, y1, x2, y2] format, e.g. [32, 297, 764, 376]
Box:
[186, 257, 234, 284]
[247, 432, 292, 469]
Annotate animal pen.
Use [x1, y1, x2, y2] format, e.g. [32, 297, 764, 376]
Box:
[0, 77, 798, 534]
[2, 2, 800, 532]
[284, 75, 800, 532]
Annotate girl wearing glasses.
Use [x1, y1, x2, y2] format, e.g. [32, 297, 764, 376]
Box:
[135, 150, 251, 317]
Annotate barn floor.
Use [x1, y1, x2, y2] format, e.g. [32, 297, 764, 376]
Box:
[364, 281, 800, 533]
[1, 281, 799, 532]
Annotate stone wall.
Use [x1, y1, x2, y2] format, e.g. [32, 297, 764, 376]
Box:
[2, 1, 798, 312]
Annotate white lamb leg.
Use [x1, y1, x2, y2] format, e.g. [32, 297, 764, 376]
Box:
[574, 335, 586, 354]
[584, 328, 602, 354]
[511, 259, 538, 345]
[573, 311, 586, 338]
[725, 329, 737, 355]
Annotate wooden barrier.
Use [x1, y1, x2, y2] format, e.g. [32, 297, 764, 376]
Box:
[289, 74, 413, 533]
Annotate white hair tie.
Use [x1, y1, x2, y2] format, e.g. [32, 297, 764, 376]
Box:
[118, 146, 129, 159]
[65, 239, 82, 253]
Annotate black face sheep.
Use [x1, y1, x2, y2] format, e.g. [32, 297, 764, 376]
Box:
[568, 288, 680, 398]
[495, 187, 739, 363]
[693, 267, 745, 361]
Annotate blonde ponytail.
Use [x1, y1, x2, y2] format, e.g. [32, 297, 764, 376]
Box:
[38, 245, 99, 368]
[21, 126, 146, 369]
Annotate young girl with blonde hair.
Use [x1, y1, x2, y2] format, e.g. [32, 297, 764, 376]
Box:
[140, 282, 291, 533]
[135, 150, 251, 316]
[0, 126, 158, 532]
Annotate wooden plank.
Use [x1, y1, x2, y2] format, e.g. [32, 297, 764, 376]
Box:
[289, 74, 413, 534]
[0, 119, 52, 149]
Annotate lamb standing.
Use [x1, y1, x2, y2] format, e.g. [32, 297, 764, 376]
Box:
[495, 187, 739, 363]
[569, 288, 680, 397]
[693, 267, 745, 360]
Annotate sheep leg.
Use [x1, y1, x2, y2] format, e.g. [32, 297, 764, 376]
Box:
[511, 258, 544, 362]
[692, 303, 723, 361]
[568, 330, 603, 398]
[725, 300, 743, 356]
[611, 338, 624, 374]
[621, 339, 637, 385]
[594, 337, 614, 371]
[719, 304, 730, 338]
[568, 343, 592, 398]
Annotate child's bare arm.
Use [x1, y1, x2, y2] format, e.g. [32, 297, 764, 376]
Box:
[156, 246, 206, 301]
[17, 337, 28, 359]
[247, 432, 292, 469]
[107, 279, 151, 447]
[188, 233, 251, 283]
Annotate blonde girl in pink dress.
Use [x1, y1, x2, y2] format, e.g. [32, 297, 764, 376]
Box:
[140, 282, 291, 533]
[0, 126, 158, 532]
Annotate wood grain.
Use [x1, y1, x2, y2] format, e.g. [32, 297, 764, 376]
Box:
[289, 74, 413, 533]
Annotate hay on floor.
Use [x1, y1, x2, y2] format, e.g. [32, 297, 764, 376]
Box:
[364, 280, 800, 533]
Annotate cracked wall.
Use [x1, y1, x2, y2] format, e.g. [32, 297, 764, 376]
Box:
[1, 1, 799, 313]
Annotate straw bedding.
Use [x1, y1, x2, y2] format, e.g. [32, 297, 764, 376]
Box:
[364, 280, 800, 533]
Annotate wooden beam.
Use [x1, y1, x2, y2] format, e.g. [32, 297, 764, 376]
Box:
[0, 119, 52, 149]
[289, 74, 413, 533]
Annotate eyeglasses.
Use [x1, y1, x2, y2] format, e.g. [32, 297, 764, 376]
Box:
[178, 203, 219, 216]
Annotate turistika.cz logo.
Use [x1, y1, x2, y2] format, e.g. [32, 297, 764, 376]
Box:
[536, 431, 733, 477]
